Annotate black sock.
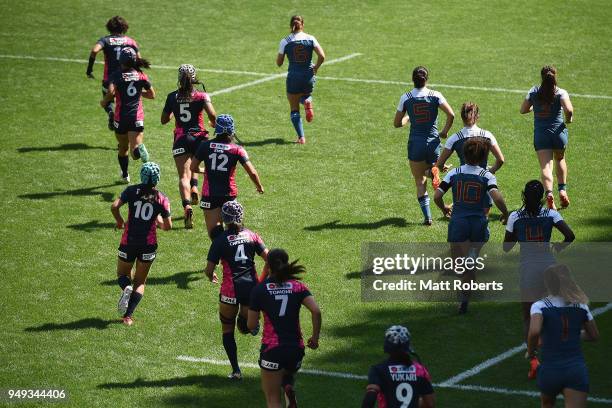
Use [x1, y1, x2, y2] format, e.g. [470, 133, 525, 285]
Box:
[118, 156, 129, 177]
[182, 199, 191, 208]
[118, 275, 131, 290]
[124, 291, 143, 317]
[132, 147, 141, 159]
[190, 178, 198, 188]
[222, 332, 240, 373]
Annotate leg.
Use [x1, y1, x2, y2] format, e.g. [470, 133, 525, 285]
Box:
[536, 150, 555, 209]
[116, 258, 133, 290]
[123, 258, 153, 319]
[409, 160, 432, 224]
[562, 388, 587, 408]
[128, 131, 149, 162]
[219, 302, 240, 376]
[102, 84, 114, 130]
[287, 93, 305, 142]
[554, 149, 569, 208]
[174, 154, 194, 229]
[261, 368, 284, 408]
[541, 393, 556, 408]
[204, 208, 223, 239]
[116, 133, 130, 180]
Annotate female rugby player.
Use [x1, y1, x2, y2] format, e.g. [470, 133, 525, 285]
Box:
[87, 16, 139, 130]
[520, 66, 574, 209]
[190, 114, 264, 239]
[204, 201, 269, 380]
[276, 15, 325, 144]
[395, 66, 454, 225]
[527, 264, 599, 408]
[362, 325, 435, 408]
[101, 48, 155, 183]
[162, 64, 217, 229]
[110, 162, 171, 326]
[504, 180, 575, 339]
[248, 249, 321, 408]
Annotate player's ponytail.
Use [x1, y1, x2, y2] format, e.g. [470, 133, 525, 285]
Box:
[134, 57, 151, 71]
[268, 248, 305, 282]
[461, 102, 480, 127]
[538, 65, 557, 105]
[178, 74, 194, 101]
[412, 66, 428, 88]
[290, 15, 304, 33]
[544, 264, 589, 305]
[521, 179, 544, 217]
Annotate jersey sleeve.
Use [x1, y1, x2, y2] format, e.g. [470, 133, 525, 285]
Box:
[526, 86, 538, 100]
[366, 366, 383, 386]
[445, 133, 459, 150]
[416, 376, 434, 396]
[278, 38, 288, 54]
[579, 304, 594, 321]
[163, 93, 174, 114]
[253, 233, 266, 255]
[557, 88, 569, 100]
[194, 142, 207, 162]
[249, 285, 263, 312]
[505, 211, 519, 233]
[131, 40, 139, 53]
[396, 93, 408, 112]
[487, 131, 498, 146]
[485, 172, 498, 191]
[295, 281, 312, 302]
[96, 37, 106, 47]
[119, 187, 130, 203]
[438, 168, 457, 192]
[238, 147, 250, 164]
[550, 209, 564, 224]
[206, 238, 223, 264]
[434, 91, 447, 106]
[310, 34, 320, 48]
[140, 73, 151, 90]
[530, 300, 545, 315]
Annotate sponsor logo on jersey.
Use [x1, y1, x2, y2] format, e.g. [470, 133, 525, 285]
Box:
[388, 364, 417, 382]
[141, 252, 156, 261]
[260, 359, 279, 370]
[220, 295, 237, 305]
[266, 282, 294, 295]
[227, 232, 250, 246]
[109, 37, 128, 46]
[135, 120, 144, 127]
[200, 201, 211, 209]
[173, 148, 186, 156]
[210, 142, 231, 152]
[122, 72, 140, 82]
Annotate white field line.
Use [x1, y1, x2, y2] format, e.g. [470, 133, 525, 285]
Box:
[442, 384, 612, 404]
[439, 302, 612, 386]
[3, 53, 610, 99]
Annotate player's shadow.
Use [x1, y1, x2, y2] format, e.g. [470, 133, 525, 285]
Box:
[239, 138, 292, 147]
[24, 318, 121, 332]
[17, 143, 114, 153]
[583, 206, 612, 241]
[345, 271, 363, 280]
[100, 271, 202, 290]
[304, 217, 408, 231]
[67, 220, 116, 232]
[19, 182, 122, 202]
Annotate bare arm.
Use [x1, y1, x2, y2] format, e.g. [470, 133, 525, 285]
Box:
[204, 261, 218, 283]
[433, 188, 451, 217]
[526, 313, 543, 358]
[204, 101, 217, 128]
[361, 386, 379, 408]
[489, 189, 509, 223]
[503, 230, 517, 252]
[100, 83, 115, 107]
[581, 319, 599, 341]
[276, 53, 285, 67]
[110, 198, 124, 228]
[142, 87, 155, 100]
[394, 110, 409, 128]
[488, 144, 505, 174]
[159, 215, 172, 231]
[258, 249, 270, 281]
[553, 221, 575, 252]
[160, 111, 171, 125]
[247, 309, 260, 331]
[242, 161, 264, 193]
[312, 45, 325, 74]
[438, 101, 454, 138]
[435, 148, 453, 170]
[520, 99, 533, 114]
[302, 295, 321, 349]
[561, 97, 574, 124]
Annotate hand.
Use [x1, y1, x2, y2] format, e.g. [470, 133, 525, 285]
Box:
[256, 186, 264, 194]
[87, 72, 95, 79]
[115, 220, 124, 230]
[100, 99, 107, 108]
[499, 213, 508, 225]
[439, 131, 448, 139]
[442, 205, 452, 218]
[209, 272, 218, 284]
[307, 336, 319, 349]
[442, 163, 453, 172]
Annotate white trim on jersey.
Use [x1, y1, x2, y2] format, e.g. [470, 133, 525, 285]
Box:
[444, 126, 497, 150]
[278, 32, 320, 54]
[525, 86, 569, 100]
[396, 87, 447, 112]
[530, 296, 593, 320]
[442, 164, 497, 189]
[505, 207, 563, 233]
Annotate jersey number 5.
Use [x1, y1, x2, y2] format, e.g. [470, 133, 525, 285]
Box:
[413, 103, 431, 124]
[179, 103, 192, 122]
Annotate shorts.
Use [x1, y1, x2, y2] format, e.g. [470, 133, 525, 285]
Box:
[173, 131, 207, 157]
[448, 215, 489, 243]
[118, 244, 157, 263]
[408, 139, 441, 164]
[219, 280, 256, 306]
[200, 196, 235, 210]
[114, 118, 144, 134]
[534, 125, 568, 151]
[259, 345, 305, 372]
[537, 362, 589, 395]
[286, 71, 316, 94]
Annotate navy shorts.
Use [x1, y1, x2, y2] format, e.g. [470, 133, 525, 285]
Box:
[534, 125, 568, 151]
[448, 215, 489, 243]
[118, 244, 157, 263]
[114, 119, 144, 134]
[408, 139, 441, 163]
[286, 71, 316, 94]
[173, 132, 207, 157]
[537, 362, 589, 395]
[219, 280, 256, 306]
[259, 345, 305, 372]
[200, 196, 235, 210]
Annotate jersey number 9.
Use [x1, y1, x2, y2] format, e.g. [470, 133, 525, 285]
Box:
[395, 383, 414, 408]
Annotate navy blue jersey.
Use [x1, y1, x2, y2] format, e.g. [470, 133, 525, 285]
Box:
[96, 35, 139, 82]
[119, 184, 170, 246]
[194, 139, 249, 197]
[278, 32, 320, 73]
[109, 69, 151, 124]
[207, 228, 266, 285]
[506, 208, 563, 242]
[397, 88, 447, 143]
[527, 86, 569, 134]
[250, 279, 312, 351]
[367, 359, 434, 408]
[163, 90, 211, 138]
[444, 126, 498, 168]
[438, 165, 497, 217]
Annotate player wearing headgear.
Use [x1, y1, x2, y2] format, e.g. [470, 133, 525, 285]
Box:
[504, 180, 575, 339]
[101, 48, 155, 183]
[521, 66, 574, 210]
[161, 64, 217, 229]
[204, 200, 269, 380]
[527, 264, 599, 408]
[190, 114, 264, 239]
[248, 248, 321, 408]
[395, 66, 455, 225]
[276, 15, 326, 144]
[434, 138, 508, 314]
[362, 325, 435, 408]
[87, 16, 140, 130]
[110, 162, 172, 326]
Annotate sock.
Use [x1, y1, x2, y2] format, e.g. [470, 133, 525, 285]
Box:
[182, 199, 191, 208]
[118, 275, 131, 290]
[132, 147, 141, 159]
[124, 291, 143, 318]
[290, 111, 304, 138]
[222, 332, 240, 373]
[418, 194, 432, 221]
[545, 190, 553, 198]
[190, 178, 198, 188]
[118, 155, 129, 177]
[558, 183, 567, 192]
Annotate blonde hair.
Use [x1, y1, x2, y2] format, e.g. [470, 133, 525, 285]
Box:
[544, 264, 589, 304]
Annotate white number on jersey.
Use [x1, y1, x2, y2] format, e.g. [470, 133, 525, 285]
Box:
[114, 46, 121, 60]
[234, 244, 247, 264]
[127, 82, 137, 97]
[208, 152, 228, 171]
[133, 201, 154, 221]
[179, 103, 191, 122]
[395, 383, 413, 408]
[275, 295, 288, 317]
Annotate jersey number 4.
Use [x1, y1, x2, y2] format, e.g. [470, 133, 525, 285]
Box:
[234, 244, 248, 264]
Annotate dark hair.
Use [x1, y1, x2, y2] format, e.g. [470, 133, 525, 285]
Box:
[461, 102, 480, 126]
[106, 16, 129, 34]
[521, 180, 544, 217]
[226, 222, 242, 235]
[214, 134, 232, 144]
[538, 65, 557, 105]
[178, 75, 196, 102]
[290, 15, 304, 32]
[268, 248, 305, 282]
[463, 138, 489, 165]
[412, 66, 428, 88]
[388, 349, 422, 366]
[122, 57, 151, 72]
[544, 264, 588, 304]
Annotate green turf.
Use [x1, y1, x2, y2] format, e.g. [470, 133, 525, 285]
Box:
[0, 0, 611, 406]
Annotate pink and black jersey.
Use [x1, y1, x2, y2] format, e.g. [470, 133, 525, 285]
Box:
[119, 184, 171, 246]
[163, 90, 211, 139]
[194, 139, 249, 197]
[367, 360, 434, 408]
[249, 278, 312, 351]
[96, 35, 139, 82]
[109, 69, 151, 124]
[207, 228, 266, 286]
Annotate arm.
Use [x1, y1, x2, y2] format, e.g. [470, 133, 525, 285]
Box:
[203, 260, 218, 283]
[394, 110, 409, 128]
[242, 161, 264, 193]
[561, 97, 574, 124]
[110, 198, 124, 228]
[302, 295, 321, 349]
[520, 99, 533, 114]
[87, 43, 102, 78]
[433, 188, 452, 217]
[438, 101, 454, 139]
[489, 189, 509, 223]
[581, 319, 599, 342]
[247, 309, 260, 332]
[420, 394, 435, 408]
[526, 313, 543, 358]
[488, 144, 505, 174]
[160, 111, 171, 125]
[276, 53, 285, 67]
[258, 249, 270, 282]
[157, 215, 172, 231]
[100, 83, 115, 107]
[503, 230, 517, 252]
[142, 87, 155, 100]
[435, 148, 453, 170]
[204, 101, 217, 128]
[552, 220, 575, 252]
[312, 45, 325, 74]
[361, 385, 379, 408]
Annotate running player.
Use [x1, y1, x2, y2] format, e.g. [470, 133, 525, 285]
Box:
[248, 249, 321, 408]
[395, 66, 455, 225]
[87, 16, 139, 130]
[190, 114, 264, 239]
[110, 162, 171, 326]
[527, 264, 599, 408]
[204, 201, 269, 380]
[277, 15, 325, 144]
[161, 64, 217, 229]
[504, 180, 575, 339]
[362, 326, 435, 408]
[434, 138, 509, 314]
[520, 66, 574, 209]
[101, 48, 155, 183]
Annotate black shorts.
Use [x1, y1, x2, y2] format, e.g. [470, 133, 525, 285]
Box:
[173, 132, 207, 157]
[259, 345, 305, 372]
[118, 244, 158, 263]
[200, 196, 235, 210]
[219, 280, 256, 306]
[115, 119, 144, 134]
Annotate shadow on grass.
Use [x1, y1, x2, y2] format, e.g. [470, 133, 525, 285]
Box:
[67, 220, 116, 232]
[25, 318, 121, 332]
[19, 182, 123, 202]
[304, 217, 409, 231]
[100, 271, 202, 290]
[17, 143, 115, 153]
[98, 374, 258, 390]
[238, 137, 292, 147]
[581, 206, 612, 241]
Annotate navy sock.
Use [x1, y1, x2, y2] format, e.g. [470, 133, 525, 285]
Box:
[132, 147, 141, 159]
[118, 155, 129, 177]
[290, 111, 304, 138]
[118, 275, 131, 290]
[190, 178, 198, 188]
[418, 194, 432, 221]
[558, 183, 567, 192]
[222, 332, 240, 373]
[182, 199, 191, 208]
[124, 291, 142, 318]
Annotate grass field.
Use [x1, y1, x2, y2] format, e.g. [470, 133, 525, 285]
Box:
[1, 0, 611, 406]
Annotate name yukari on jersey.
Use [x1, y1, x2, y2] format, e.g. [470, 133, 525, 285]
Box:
[388, 365, 417, 382]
